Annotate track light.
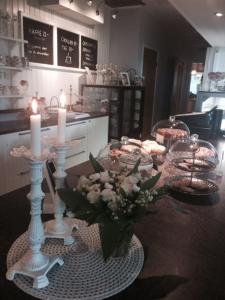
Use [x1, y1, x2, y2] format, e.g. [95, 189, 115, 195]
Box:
[215, 12, 223, 17]
[87, 0, 93, 6]
[112, 11, 118, 20]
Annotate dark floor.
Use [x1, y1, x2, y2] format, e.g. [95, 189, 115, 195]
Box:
[0, 138, 225, 300]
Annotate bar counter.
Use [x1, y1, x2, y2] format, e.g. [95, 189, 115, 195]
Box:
[0, 153, 225, 300]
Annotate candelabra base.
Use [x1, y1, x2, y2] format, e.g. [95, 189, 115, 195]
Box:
[6, 252, 63, 289]
[44, 218, 79, 245]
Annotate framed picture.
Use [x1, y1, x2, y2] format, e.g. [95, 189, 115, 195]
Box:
[120, 72, 130, 86]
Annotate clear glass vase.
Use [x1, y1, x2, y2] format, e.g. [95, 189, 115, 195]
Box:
[99, 223, 133, 259]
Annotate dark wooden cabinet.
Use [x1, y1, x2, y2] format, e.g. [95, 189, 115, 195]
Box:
[81, 85, 145, 140]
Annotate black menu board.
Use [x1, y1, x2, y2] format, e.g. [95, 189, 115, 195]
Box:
[57, 28, 79, 68]
[81, 36, 97, 70]
[23, 17, 53, 65]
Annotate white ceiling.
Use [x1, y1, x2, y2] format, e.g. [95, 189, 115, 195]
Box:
[168, 0, 225, 47]
[142, 0, 209, 48]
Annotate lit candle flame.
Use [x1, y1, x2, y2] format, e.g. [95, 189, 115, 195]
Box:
[60, 92, 66, 108]
[32, 99, 38, 114]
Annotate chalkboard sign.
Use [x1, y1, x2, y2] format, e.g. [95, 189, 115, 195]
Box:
[57, 28, 79, 68]
[23, 17, 53, 65]
[81, 36, 97, 70]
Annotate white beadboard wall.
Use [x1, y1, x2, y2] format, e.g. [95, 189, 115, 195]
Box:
[0, 0, 111, 110]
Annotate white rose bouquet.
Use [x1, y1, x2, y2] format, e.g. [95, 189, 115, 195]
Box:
[58, 154, 165, 260]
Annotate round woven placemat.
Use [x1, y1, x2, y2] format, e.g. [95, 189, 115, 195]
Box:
[7, 219, 144, 300]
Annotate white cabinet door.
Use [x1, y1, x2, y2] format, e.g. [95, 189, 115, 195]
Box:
[65, 121, 88, 169]
[87, 116, 109, 158]
[0, 126, 57, 196]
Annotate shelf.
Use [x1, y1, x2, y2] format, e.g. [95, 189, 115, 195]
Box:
[0, 35, 28, 44]
[0, 95, 28, 99]
[83, 84, 144, 89]
[0, 65, 24, 72]
[30, 63, 86, 74]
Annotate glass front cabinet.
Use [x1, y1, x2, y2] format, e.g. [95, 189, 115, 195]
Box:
[81, 85, 145, 141]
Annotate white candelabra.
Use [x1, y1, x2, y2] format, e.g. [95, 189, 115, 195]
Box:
[6, 147, 64, 289]
[44, 143, 78, 245]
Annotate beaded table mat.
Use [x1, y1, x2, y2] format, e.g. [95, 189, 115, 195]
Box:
[7, 219, 144, 300]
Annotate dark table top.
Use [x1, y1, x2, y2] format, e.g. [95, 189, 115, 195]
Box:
[0, 112, 108, 135]
[0, 153, 225, 299]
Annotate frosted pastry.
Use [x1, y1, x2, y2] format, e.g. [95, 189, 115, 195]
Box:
[142, 140, 166, 155]
[157, 128, 188, 139]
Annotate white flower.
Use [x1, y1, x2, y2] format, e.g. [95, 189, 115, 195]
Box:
[88, 183, 101, 192]
[89, 173, 100, 182]
[87, 190, 100, 204]
[100, 171, 111, 183]
[148, 195, 154, 202]
[77, 176, 91, 189]
[117, 175, 125, 182]
[105, 182, 113, 189]
[121, 183, 133, 196]
[132, 184, 140, 193]
[101, 189, 116, 202]
[124, 175, 139, 185]
[108, 201, 118, 211]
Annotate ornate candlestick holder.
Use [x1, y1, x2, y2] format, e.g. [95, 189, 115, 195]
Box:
[44, 142, 78, 245]
[6, 146, 63, 289]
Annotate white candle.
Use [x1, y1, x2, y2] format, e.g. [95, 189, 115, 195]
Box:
[30, 99, 41, 157]
[57, 92, 66, 144]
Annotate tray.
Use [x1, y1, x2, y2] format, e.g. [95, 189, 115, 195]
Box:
[172, 157, 216, 172]
[166, 175, 218, 195]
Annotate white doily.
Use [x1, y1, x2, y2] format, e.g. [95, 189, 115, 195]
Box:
[7, 220, 144, 300]
[10, 146, 55, 161]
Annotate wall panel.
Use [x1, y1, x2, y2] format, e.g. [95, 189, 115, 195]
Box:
[1, 1, 111, 109]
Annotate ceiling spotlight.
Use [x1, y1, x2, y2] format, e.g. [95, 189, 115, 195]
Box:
[96, 9, 100, 16]
[215, 12, 223, 17]
[112, 11, 118, 20]
[87, 0, 93, 6]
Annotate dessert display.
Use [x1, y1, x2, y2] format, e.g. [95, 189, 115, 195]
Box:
[98, 137, 165, 172]
[141, 140, 166, 155]
[151, 116, 190, 147]
[172, 158, 215, 172]
[156, 128, 188, 139]
[119, 151, 153, 171]
[167, 176, 218, 195]
[166, 134, 219, 195]
[109, 138, 166, 158]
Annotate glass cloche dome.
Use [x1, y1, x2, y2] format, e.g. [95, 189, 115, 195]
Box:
[151, 116, 190, 147]
[167, 134, 218, 172]
[97, 136, 153, 173]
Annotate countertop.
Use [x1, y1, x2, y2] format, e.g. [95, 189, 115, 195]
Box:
[0, 148, 225, 299]
[0, 112, 108, 135]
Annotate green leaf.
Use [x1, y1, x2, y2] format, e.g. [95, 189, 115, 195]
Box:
[58, 188, 92, 212]
[127, 158, 141, 176]
[141, 172, 161, 191]
[99, 222, 121, 261]
[89, 153, 105, 173]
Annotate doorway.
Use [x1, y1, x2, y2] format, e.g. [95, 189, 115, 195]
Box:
[170, 60, 186, 115]
[142, 47, 157, 139]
